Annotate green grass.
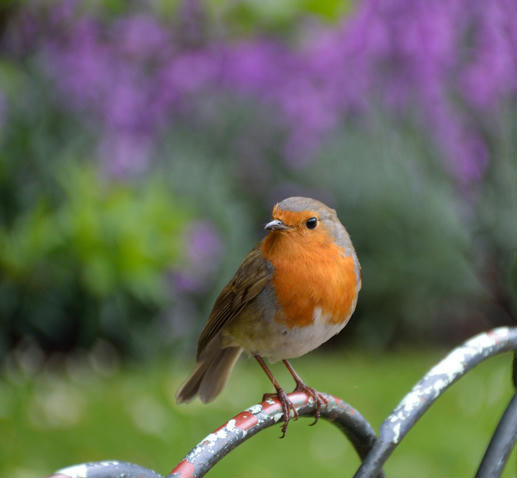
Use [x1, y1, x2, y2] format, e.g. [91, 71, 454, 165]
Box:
[1, 348, 515, 478]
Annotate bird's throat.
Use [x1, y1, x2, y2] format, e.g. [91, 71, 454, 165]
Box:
[261, 231, 358, 328]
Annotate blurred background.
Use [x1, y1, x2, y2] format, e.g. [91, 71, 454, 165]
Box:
[0, 0, 516, 477]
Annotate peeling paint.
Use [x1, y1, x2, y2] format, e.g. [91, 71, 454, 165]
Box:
[246, 404, 263, 414]
[381, 327, 517, 445]
[169, 459, 195, 478]
[54, 465, 88, 478]
[234, 411, 259, 430]
[166, 391, 377, 478]
[391, 422, 401, 443]
[261, 399, 280, 414]
[55, 461, 164, 478]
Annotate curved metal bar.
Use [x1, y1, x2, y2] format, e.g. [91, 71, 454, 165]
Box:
[49, 460, 164, 478]
[354, 326, 517, 478]
[168, 391, 381, 478]
[475, 391, 517, 478]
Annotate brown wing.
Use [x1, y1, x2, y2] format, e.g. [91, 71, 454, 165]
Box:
[196, 245, 272, 359]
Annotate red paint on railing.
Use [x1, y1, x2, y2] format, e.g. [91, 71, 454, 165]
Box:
[169, 459, 195, 478]
[234, 411, 259, 430]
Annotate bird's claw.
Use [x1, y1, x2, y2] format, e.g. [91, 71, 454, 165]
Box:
[294, 383, 328, 426]
[262, 390, 298, 437]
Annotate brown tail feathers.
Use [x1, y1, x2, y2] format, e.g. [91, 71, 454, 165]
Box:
[176, 346, 242, 404]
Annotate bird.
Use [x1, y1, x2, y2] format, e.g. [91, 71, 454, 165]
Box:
[176, 197, 361, 436]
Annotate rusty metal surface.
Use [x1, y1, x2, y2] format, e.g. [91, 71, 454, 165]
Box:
[354, 326, 517, 478]
[168, 392, 380, 478]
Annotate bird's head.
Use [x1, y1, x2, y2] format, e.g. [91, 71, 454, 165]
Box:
[265, 196, 338, 238]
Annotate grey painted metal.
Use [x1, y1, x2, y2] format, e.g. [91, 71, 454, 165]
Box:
[49, 460, 164, 478]
[168, 391, 381, 478]
[354, 326, 517, 478]
[475, 391, 517, 478]
[513, 351, 517, 387]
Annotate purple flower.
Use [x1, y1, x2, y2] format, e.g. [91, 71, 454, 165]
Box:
[43, 18, 111, 109]
[187, 221, 222, 268]
[11, 0, 515, 182]
[460, 0, 517, 109]
[99, 133, 152, 177]
[173, 221, 223, 294]
[112, 15, 170, 60]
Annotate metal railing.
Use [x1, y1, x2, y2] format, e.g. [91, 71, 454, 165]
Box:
[46, 326, 517, 478]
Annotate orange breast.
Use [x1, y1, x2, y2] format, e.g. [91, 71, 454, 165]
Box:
[261, 228, 358, 328]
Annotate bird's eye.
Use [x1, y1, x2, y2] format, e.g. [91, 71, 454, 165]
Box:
[305, 217, 318, 229]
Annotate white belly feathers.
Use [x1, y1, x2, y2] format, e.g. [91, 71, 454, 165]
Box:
[224, 305, 350, 362]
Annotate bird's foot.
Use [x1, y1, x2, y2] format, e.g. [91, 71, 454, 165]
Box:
[262, 389, 299, 438]
[293, 382, 328, 426]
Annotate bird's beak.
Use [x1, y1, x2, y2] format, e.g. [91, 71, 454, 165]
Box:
[264, 219, 290, 231]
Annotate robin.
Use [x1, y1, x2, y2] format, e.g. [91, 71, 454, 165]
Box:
[176, 197, 361, 436]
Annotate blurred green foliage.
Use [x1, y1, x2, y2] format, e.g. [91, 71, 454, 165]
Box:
[0, 161, 188, 359]
[80, 0, 353, 33]
[205, 0, 353, 35]
[0, 60, 189, 359]
[1, 165, 186, 300]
